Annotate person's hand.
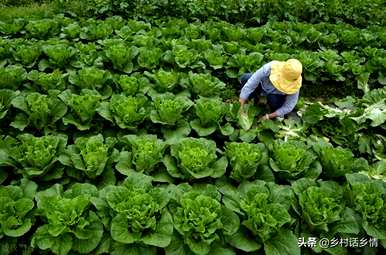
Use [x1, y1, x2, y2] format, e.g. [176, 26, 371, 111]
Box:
[240, 110, 247, 117]
[259, 114, 270, 121]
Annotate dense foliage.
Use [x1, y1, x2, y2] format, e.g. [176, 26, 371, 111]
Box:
[0, 2, 385, 254]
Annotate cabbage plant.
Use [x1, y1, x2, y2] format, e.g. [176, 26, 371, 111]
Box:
[0, 133, 67, 178]
[0, 89, 18, 120]
[68, 67, 110, 91]
[137, 47, 162, 69]
[0, 65, 26, 90]
[59, 134, 117, 179]
[163, 137, 227, 179]
[145, 69, 180, 93]
[292, 178, 360, 240]
[346, 174, 386, 247]
[150, 92, 193, 125]
[80, 20, 113, 41]
[97, 94, 150, 130]
[188, 72, 225, 97]
[190, 97, 233, 136]
[11, 43, 41, 67]
[313, 141, 369, 178]
[114, 74, 149, 96]
[0, 179, 36, 239]
[203, 46, 228, 69]
[0, 19, 24, 36]
[25, 19, 59, 38]
[218, 180, 299, 255]
[103, 41, 138, 73]
[94, 172, 173, 251]
[225, 142, 267, 181]
[269, 140, 322, 181]
[10, 92, 67, 130]
[40, 43, 76, 71]
[166, 184, 239, 255]
[59, 89, 102, 130]
[28, 70, 66, 92]
[116, 134, 166, 174]
[31, 183, 103, 255]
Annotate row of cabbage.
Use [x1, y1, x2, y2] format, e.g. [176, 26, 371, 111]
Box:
[52, 0, 386, 27]
[1, 130, 383, 182]
[1, 17, 385, 49]
[1, 166, 385, 255]
[0, 85, 384, 145]
[1, 40, 385, 97]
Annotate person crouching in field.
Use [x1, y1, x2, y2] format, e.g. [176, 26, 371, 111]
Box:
[239, 59, 302, 120]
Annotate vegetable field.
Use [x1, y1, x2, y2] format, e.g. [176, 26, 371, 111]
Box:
[0, 1, 385, 255]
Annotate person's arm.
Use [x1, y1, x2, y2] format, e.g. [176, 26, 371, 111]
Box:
[273, 91, 300, 118]
[239, 63, 270, 112]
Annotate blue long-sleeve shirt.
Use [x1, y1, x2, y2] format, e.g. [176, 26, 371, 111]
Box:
[239, 62, 299, 117]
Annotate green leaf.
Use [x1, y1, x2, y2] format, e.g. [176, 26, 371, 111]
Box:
[111, 214, 139, 244]
[332, 207, 360, 235]
[142, 210, 173, 247]
[221, 207, 240, 236]
[32, 226, 73, 255]
[190, 119, 217, 136]
[3, 218, 32, 237]
[163, 155, 184, 178]
[264, 230, 300, 255]
[211, 156, 228, 178]
[164, 234, 194, 255]
[115, 151, 132, 176]
[10, 113, 29, 131]
[220, 123, 235, 136]
[96, 101, 113, 122]
[227, 229, 261, 252]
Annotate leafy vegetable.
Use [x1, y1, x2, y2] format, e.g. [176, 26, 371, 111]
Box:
[11, 42, 41, 68]
[269, 140, 322, 181]
[0, 179, 36, 238]
[28, 70, 66, 92]
[145, 69, 180, 93]
[0, 65, 27, 90]
[346, 174, 386, 247]
[218, 180, 299, 255]
[187, 72, 225, 97]
[103, 41, 138, 73]
[59, 134, 117, 179]
[163, 138, 227, 179]
[0, 89, 18, 120]
[11, 92, 67, 130]
[68, 67, 110, 91]
[225, 142, 267, 181]
[25, 19, 59, 38]
[31, 183, 103, 255]
[0, 133, 67, 178]
[58, 89, 102, 130]
[190, 97, 232, 136]
[114, 74, 149, 96]
[166, 184, 239, 255]
[40, 43, 76, 70]
[117, 134, 166, 174]
[97, 94, 150, 130]
[80, 20, 113, 41]
[137, 47, 162, 69]
[150, 92, 193, 125]
[313, 141, 369, 178]
[292, 178, 359, 234]
[99, 172, 173, 249]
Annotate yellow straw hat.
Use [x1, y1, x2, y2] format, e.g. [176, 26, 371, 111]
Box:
[269, 59, 302, 94]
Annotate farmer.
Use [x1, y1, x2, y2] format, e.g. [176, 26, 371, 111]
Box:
[239, 59, 302, 120]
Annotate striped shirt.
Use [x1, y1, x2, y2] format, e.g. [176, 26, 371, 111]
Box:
[239, 62, 299, 117]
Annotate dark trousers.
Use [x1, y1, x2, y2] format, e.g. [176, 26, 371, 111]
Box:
[240, 73, 286, 112]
